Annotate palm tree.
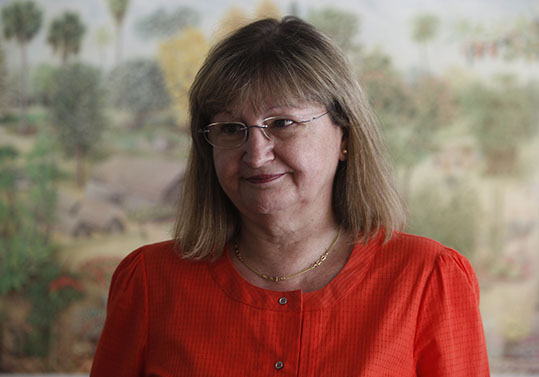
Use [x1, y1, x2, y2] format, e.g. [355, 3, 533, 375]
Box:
[1, 0, 42, 132]
[93, 25, 113, 70]
[0, 42, 6, 115]
[47, 12, 86, 65]
[106, 0, 130, 66]
[411, 13, 440, 70]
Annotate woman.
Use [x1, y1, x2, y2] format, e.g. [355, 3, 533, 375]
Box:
[91, 17, 489, 376]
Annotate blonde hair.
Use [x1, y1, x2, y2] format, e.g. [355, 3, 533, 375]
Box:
[175, 16, 405, 259]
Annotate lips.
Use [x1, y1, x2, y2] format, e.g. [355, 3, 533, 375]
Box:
[244, 173, 286, 184]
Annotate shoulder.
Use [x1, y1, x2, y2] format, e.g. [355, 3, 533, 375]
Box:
[374, 232, 477, 287]
[112, 240, 175, 274]
[111, 240, 212, 287]
[383, 231, 470, 263]
[111, 240, 216, 289]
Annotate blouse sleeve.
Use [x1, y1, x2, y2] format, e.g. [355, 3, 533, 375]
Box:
[90, 249, 148, 377]
[414, 248, 490, 376]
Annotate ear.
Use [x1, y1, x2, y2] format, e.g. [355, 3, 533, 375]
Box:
[339, 133, 348, 161]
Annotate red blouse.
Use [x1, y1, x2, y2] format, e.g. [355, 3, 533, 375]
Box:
[90, 232, 490, 376]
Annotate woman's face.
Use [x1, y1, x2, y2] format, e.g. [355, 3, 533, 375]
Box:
[212, 102, 347, 222]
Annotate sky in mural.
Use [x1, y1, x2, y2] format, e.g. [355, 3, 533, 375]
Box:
[1, 0, 538, 76]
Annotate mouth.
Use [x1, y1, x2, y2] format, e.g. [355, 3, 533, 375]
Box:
[244, 173, 286, 184]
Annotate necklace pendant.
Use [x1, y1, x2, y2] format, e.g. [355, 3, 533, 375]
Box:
[233, 227, 341, 283]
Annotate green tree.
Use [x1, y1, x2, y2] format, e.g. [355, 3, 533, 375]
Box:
[47, 11, 86, 65]
[459, 75, 538, 176]
[1, 0, 43, 131]
[0, 146, 19, 243]
[108, 59, 170, 129]
[24, 134, 59, 241]
[135, 6, 199, 40]
[407, 180, 481, 259]
[459, 75, 539, 256]
[359, 51, 455, 199]
[0, 135, 59, 295]
[411, 13, 440, 69]
[0, 41, 6, 116]
[308, 7, 361, 54]
[93, 25, 113, 69]
[31, 63, 56, 106]
[106, 0, 131, 65]
[0, 137, 80, 360]
[50, 63, 107, 187]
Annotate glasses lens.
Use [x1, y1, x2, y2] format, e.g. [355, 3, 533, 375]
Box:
[265, 117, 300, 140]
[207, 122, 246, 147]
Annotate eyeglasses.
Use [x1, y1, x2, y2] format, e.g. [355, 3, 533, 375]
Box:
[199, 111, 329, 149]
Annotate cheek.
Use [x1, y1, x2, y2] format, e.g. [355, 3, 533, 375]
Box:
[212, 151, 238, 189]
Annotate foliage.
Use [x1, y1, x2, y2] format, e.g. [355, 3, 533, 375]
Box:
[411, 13, 440, 44]
[24, 134, 60, 237]
[49, 63, 107, 186]
[307, 7, 361, 54]
[31, 63, 56, 106]
[308, 7, 361, 53]
[0, 136, 78, 359]
[22, 262, 83, 357]
[0, 145, 19, 242]
[405, 75, 456, 160]
[458, 75, 539, 175]
[107, 0, 130, 24]
[254, 0, 281, 20]
[93, 24, 113, 48]
[214, 6, 250, 40]
[47, 11, 86, 65]
[1, 0, 43, 131]
[214, 0, 280, 40]
[407, 179, 481, 259]
[106, 0, 131, 65]
[135, 6, 199, 40]
[108, 59, 170, 129]
[1, 0, 42, 44]
[411, 12, 440, 68]
[358, 51, 415, 168]
[158, 27, 209, 128]
[0, 42, 6, 113]
[457, 15, 539, 62]
[0, 135, 60, 295]
[359, 50, 456, 199]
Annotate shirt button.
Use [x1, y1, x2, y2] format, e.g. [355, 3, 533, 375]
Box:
[275, 361, 284, 370]
[278, 297, 288, 305]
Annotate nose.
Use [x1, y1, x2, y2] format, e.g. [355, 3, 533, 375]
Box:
[241, 126, 274, 168]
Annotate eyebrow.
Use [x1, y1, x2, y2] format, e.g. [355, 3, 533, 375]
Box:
[212, 103, 315, 122]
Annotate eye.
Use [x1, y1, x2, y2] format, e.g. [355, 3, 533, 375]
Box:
[269, 118, 296, 129]
[218, 122, 245, 135]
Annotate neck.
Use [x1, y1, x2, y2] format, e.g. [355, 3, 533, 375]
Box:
[232, 216, 353, 292]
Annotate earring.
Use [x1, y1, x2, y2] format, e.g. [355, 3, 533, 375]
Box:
[342, 149, 348, 155]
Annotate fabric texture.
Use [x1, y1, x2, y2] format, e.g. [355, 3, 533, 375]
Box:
[90, 232, 490, 376]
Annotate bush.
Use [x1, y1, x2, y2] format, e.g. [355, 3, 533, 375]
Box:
[22, 261, 83, 357]
[407, 179, 481, 259]
[108, 59, 170, 129]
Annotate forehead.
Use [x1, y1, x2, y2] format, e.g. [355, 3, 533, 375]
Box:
[203, 64, 330, 119]
[211, 100, 325, 121]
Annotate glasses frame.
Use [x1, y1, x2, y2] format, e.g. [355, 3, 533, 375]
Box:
[199, 111, 329, 149]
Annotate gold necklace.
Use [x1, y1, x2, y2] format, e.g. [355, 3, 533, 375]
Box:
[233, 228, 342, 282]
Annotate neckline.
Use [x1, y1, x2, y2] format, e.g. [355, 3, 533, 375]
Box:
[207, 232, 382, 311]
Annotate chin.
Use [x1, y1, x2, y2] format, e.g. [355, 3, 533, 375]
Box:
[238, 197, 294, 217]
